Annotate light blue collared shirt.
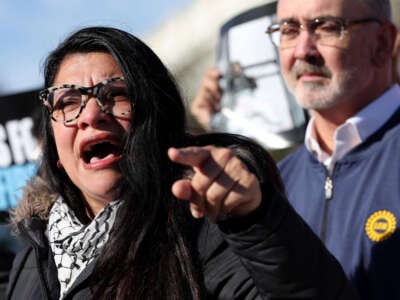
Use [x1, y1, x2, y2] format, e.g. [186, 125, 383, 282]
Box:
[305, 84, 400, 173]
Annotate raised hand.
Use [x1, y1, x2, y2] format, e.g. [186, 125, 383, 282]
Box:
[191, 67, 222, 129]
[168, 145, 261, 221]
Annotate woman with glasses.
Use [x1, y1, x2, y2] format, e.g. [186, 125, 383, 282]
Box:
[6, 26, 355, 299]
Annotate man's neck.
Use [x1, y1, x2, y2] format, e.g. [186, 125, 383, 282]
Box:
[311, 101, 369, 155]
[311, 113, 339, 155]
[310, 82, 395, 154]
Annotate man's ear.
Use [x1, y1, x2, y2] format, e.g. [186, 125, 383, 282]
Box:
[393, 33, 400, 84]
[372, 22, 397, 67]
[392, 32, 400, 57]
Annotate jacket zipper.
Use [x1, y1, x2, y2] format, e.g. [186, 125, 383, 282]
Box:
[320, 170, 333, 243]
[19, 225, 51, 300]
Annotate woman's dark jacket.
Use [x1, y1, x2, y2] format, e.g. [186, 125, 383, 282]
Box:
[6, 135, 357, 299]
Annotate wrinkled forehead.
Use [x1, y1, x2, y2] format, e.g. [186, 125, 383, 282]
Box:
[277, 0, 371, 21]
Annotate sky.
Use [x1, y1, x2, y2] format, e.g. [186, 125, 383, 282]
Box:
[0, 0, 194, 96]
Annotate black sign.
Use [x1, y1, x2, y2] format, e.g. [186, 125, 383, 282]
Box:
[0, 90, 39, 211]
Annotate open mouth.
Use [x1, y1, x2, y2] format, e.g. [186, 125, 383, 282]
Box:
[82, 141, 122, 164]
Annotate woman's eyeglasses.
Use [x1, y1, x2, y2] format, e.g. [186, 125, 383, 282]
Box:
[39, 77, 132, 124]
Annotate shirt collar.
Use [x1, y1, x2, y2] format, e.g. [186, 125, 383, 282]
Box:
[305, 84, 400, 171]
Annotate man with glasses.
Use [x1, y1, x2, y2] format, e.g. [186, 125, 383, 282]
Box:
[271, 0, 399, 299]
[191, 0, 400, 299]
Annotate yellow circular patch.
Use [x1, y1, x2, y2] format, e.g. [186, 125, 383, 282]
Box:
[365, 210, 397, 242]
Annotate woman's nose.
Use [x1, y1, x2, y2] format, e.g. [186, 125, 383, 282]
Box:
[76, 96, 109, 128]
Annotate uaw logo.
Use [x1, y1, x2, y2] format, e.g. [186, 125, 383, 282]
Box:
[365, 210, 397, 242]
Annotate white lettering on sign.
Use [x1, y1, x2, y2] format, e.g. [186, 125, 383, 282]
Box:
[6, 117, 37, 165]
[0, 117, 38, 167]
[0, 124, 12, 167]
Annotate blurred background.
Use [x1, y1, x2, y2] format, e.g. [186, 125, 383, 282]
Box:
[0, 0, 274, 128]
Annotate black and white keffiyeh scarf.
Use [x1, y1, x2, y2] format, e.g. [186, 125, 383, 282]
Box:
[47, 197, 122, 299]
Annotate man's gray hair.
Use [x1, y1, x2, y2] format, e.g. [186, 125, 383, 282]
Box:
[359, 0, 392, 20]
[389, 0, 400, 27]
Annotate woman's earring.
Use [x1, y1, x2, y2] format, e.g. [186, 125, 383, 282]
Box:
[57, 160, 63, 168]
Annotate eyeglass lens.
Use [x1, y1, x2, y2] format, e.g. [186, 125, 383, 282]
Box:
[49, 80, 131, 123]
[269, 17, 381, 49]
[271, 19, 344, 48]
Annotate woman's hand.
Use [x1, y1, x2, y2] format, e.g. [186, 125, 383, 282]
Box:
[168, 146, 262, 221]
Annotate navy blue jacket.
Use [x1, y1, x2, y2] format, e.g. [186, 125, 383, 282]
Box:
[279, 108, 400, 300]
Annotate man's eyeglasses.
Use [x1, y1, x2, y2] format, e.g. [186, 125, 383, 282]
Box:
[266, 17, 383, 49]
[39, 77, 132, 124]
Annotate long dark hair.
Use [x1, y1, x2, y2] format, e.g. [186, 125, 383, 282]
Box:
[40, 26, 201, 299]
[40, 26, 284, 300]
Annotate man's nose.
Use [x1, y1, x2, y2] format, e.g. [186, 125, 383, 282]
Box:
[293, 30, 320, 60]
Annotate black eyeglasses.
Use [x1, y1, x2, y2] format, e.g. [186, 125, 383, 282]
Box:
[266, 16, 383, 48]
[39, 77, 132, 124]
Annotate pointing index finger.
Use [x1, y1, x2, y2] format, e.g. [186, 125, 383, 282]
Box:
[168, 147, 211, 168]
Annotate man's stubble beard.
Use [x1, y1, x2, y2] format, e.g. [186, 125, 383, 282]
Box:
[289, 65, 358, 111]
